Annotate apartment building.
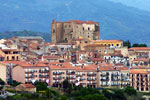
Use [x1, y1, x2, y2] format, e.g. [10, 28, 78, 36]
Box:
[92, 40, 123, 48]
[49, 63, 76, 87]
[0, 49, 21, 61]
[130, 70, 150, 92]
[97, 66, 129, 88]
[12, 62, 50, 84]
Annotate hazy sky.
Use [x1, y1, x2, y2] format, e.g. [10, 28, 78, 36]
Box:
[109, 0, 150, 11]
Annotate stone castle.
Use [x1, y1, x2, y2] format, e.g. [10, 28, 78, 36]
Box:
[51, 19, 100, 43]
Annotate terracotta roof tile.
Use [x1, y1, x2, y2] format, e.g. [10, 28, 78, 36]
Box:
[129, 47, 150, 51]
[130, 70, 149, 74]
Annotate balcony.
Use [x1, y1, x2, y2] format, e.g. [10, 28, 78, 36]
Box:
[111, 78, 120, 81]
[39, 75, 49, 78]
[101, 79, 109, 81]
[112, 73, 120, 77]
[87, 73, 96, 76]
[87, 82, 96, 85]
[39, 70, 49, 73]
[121, 79, 129, 82]
[25, 71, 35, 74]
[87, 78, 96, 81]
[53, 72, 63, 75]
[53, 77, 62, 80]
[76, 74, 85, 77]
[66, 71, 75, 75]
[25, 75, 34, 78]
[101, 73, 109, 77]
[67, 76, 76, 80]
[76, 78, 85, 82]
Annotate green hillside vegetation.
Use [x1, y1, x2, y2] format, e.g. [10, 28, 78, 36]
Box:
[0, 30, 50, 42]
[2, 80, 146, 100]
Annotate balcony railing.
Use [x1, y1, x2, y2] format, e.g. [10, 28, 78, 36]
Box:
[53, 72, 64, 75]
[87, 73, 96, 76]
[101, 73, 109, 77]
[25, 71, 35, 73]
[67, 76, 76, 80]
[53, 77, 62, 80]
[25, 75, 35, 78]
[66, 71, 75, 75]
[39, 70, 49, 73]
[111, 78, 120, 81]
[101, 79, 109, 81]
[76, 74, 85, 77]
[87, 78, 96, 81]
[39, 75, 49, 78]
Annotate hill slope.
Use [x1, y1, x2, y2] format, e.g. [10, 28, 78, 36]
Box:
[0, 0, 150, 44]
[0, 30, 50, 42]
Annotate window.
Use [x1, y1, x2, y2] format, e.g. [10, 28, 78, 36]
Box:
[112, 44, 114, 46]
[88, 36, 89, 38]
[12, 56, 15, 60]
[7, 56, 9, 60]
[117, 44, 119, 46]
[85, 41, 88, 43]
[83, 27, 84, 30]
[53, 29, 55, 33]
[88, 27, 90, 30]
[69, 25, 71, 27]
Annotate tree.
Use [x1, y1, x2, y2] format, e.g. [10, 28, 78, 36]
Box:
[0, 78, 5, 90]
[124, 86, 137, 96]
[34, 82, 48, 91]
[76, 94, 106, 100]
[11, 80, 21, 87]
[63, 79, 70, 89]
[123, 40, 131, 48]
[0, 78, 5, 85]
[58, 95, 70, 100]
[132, 43, 147, 47]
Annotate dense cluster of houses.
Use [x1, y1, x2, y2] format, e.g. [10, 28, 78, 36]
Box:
[0, 35, 149, 92]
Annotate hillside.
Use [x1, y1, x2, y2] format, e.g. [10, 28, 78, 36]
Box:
[0, 30, 50, 42]
[0, 0, 150, 44]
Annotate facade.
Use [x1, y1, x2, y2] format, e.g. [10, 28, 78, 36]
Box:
[92, 40, 123, 48]
[15, 84, 36, 93]
[12, 62, 50, 84]
[97, 66, 129, 88]
[51, 20, 100, 43]
[0, 49, 21, 61]
[130, 70, 150, 92]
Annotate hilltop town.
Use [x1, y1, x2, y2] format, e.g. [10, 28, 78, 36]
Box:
[0, 20, 149, 99]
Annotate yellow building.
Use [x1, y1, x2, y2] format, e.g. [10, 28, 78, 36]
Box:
[0, 49, 21, 61]
[92, 40, 123, 48]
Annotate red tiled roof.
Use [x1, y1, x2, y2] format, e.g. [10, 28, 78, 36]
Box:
[99, 66, 115, 71]
[133, 58, 149, 62]
[21, 84, 35, 88]
[65, 20, 98, 24]
[129, 47, 150, 51]
[76, 64, 97, 71]
[84, 44, 106, 47]
[116, 67, 129, 71]
[130, 70, 148, 74]
[92, 58, 104, 61]
[93, 40, 123, 43]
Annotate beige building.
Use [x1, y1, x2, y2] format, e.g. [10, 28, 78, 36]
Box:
[51, 20, 100, 43]
[15, 84, 36, 93]
[130, 70, 150, 92]
[0, 63, 7, 82]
